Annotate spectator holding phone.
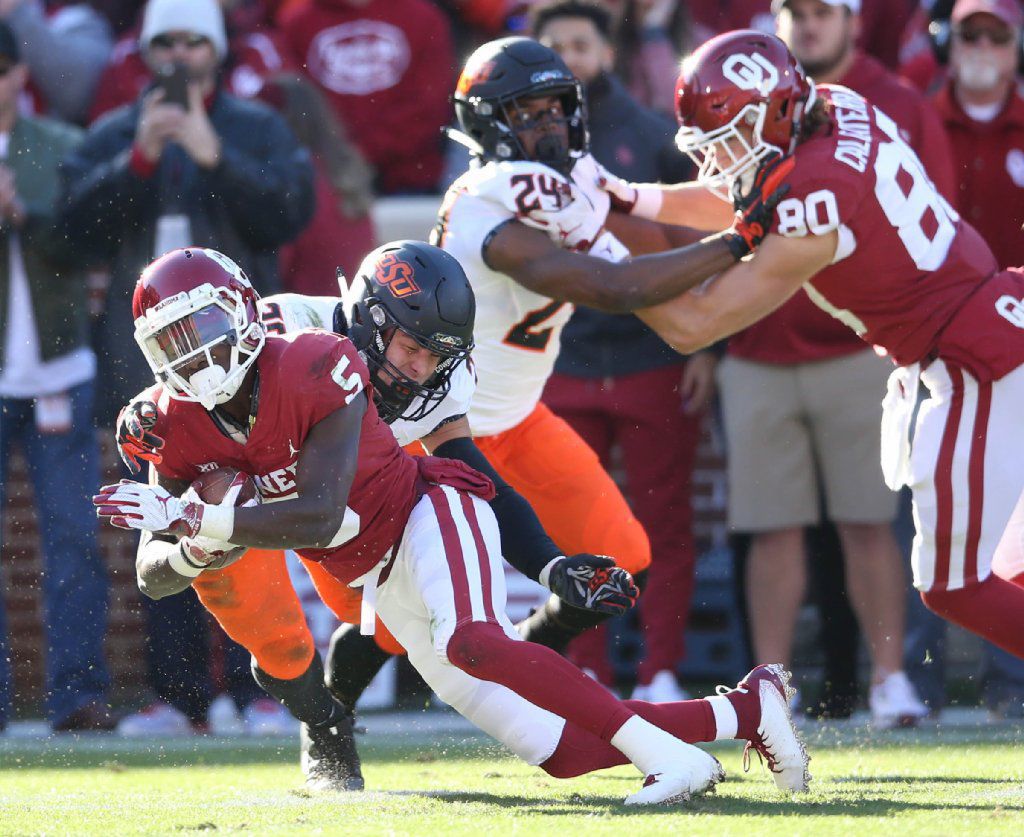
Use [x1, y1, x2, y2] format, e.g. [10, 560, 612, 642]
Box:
[62, 0, 314, 423]
[59, 0, 314, 737]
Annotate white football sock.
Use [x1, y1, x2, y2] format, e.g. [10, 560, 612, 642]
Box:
[706, 696, 739, 740]
[610, 715, 690, 775]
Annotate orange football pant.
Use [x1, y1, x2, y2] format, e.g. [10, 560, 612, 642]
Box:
[192, 548, 404, 681]
[473, 402, 651, 575]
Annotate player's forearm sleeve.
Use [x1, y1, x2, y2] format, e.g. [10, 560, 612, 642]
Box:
[433, 437, 562, 583]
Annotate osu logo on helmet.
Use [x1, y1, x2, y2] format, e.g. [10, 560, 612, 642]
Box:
[374, 252, 420, 298]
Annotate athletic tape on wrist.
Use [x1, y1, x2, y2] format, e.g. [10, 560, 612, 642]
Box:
[631, 185, 663, 220]
[197, 502, 235, 542]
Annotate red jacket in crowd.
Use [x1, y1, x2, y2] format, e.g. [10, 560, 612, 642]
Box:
[687, 0, 915, 69]
[933, 82, 1024, 270]
[280, 0, 454, 194]
[279, 157, 376, 296]
[89, 27, 294, 122]
[727, 51, 956, 365]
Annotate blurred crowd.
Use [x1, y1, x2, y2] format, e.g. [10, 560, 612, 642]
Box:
[2, 0, 1023, 736]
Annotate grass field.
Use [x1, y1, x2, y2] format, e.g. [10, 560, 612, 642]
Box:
[1, 717, 1022, 836]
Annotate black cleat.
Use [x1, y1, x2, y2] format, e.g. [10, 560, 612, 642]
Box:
[300, 714, 365, 791]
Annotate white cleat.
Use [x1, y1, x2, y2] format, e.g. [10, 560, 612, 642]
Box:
[623, 746, 724, 806]
[719, 664, 811, 792]
[870, 671, 929, 730]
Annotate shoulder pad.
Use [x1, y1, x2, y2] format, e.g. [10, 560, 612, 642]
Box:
[460, 160, 574, 216]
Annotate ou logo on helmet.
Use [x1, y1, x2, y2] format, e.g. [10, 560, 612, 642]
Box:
[722, 53, 779, 96]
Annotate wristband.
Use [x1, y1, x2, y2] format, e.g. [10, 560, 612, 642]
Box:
[631, 184, 663, 221]
[538, 556, 564, 590]
[197, 502, 235, 542]
[167, 543, 206, 578]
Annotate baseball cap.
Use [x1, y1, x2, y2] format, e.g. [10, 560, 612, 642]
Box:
[772, 0, 862, 14]
[951, 0, 1024, 28]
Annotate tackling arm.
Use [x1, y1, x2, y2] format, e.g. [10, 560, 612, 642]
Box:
[422, 417, 561, 583]
[134, 471, 199, 600]
[485, 220, 739, 314]
[638, 231, 839, 354]
[422, 417, 638, 615]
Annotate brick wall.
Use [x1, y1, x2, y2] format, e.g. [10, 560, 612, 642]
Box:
[2, 435, 147, 716]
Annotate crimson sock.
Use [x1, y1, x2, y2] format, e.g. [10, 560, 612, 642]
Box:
[446, 622, 634, 742]
[540, 698, 716, 779]
[921, 575, 1024, 658]
[1006, 571, 1024, 591]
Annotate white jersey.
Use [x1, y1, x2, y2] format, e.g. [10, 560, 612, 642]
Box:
[434, 155, 625, 437]
[258, 293, 475, 447]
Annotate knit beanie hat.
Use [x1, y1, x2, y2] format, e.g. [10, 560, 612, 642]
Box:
[140, 0, 228, 59]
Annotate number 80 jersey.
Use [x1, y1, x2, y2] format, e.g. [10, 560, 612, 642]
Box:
[774, 85, 1024, 379]
[433, 160, 577, 437]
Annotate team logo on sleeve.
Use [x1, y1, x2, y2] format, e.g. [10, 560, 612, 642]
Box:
[374, 253, 420, 298]
[723, 53, 779, 96]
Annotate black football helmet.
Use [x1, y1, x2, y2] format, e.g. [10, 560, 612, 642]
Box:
[451, 36, 588, 175]
[344, 241, 475, 424]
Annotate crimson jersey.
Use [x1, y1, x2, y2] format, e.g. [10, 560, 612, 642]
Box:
[146, 330, 419, 584]
[774, 85, 1024, 380]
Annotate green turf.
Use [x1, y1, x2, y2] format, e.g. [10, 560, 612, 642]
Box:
[1, 723, 1022, 835]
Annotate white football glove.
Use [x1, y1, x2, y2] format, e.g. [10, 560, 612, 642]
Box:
[94, 480, 235, 541]
[518, 160, 609, 252]
[94, 480, 204, 537]
[594, 162, 664, 221]
[177, 485, 258, 569]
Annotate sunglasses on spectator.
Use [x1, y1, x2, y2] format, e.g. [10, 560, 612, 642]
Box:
[150, 33, 210, 50]
[955, 26, 1016, 46]
[0, 62, 16, 77]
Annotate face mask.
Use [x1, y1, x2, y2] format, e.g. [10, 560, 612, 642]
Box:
[956, 53, 1003, 91]
[534, 132, 571, 174]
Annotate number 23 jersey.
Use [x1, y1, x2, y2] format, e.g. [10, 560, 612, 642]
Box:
[772, 84, 1024, 381]
[433, 159, 581, 437]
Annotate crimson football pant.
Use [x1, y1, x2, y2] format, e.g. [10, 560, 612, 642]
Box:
[543, 364, 700, 684]
[910, 360, 1024, 658]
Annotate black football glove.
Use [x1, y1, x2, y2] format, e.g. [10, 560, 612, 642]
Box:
[116, 400, 165, 474]
[724, 152, 795, 261]
[546, 554, 639, 616]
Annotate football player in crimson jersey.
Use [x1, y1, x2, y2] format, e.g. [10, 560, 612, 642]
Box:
[432, 36, 785, 664]
[600, 29, 1024, 661]
[115, 241, 641, 789]
[97, 246, 812, 803]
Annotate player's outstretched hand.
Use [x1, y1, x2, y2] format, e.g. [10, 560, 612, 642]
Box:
[116, 400, 164, 474]
[726, 152, 795, 259]
[546, 554, 639, 616]
[93, 480, 203, 538]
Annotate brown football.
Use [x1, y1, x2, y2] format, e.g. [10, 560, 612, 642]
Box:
[189, 467, 260, 506]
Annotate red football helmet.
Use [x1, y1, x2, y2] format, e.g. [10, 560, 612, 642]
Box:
[132, 248, 265, 410]
[675, 30, 814, 200]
